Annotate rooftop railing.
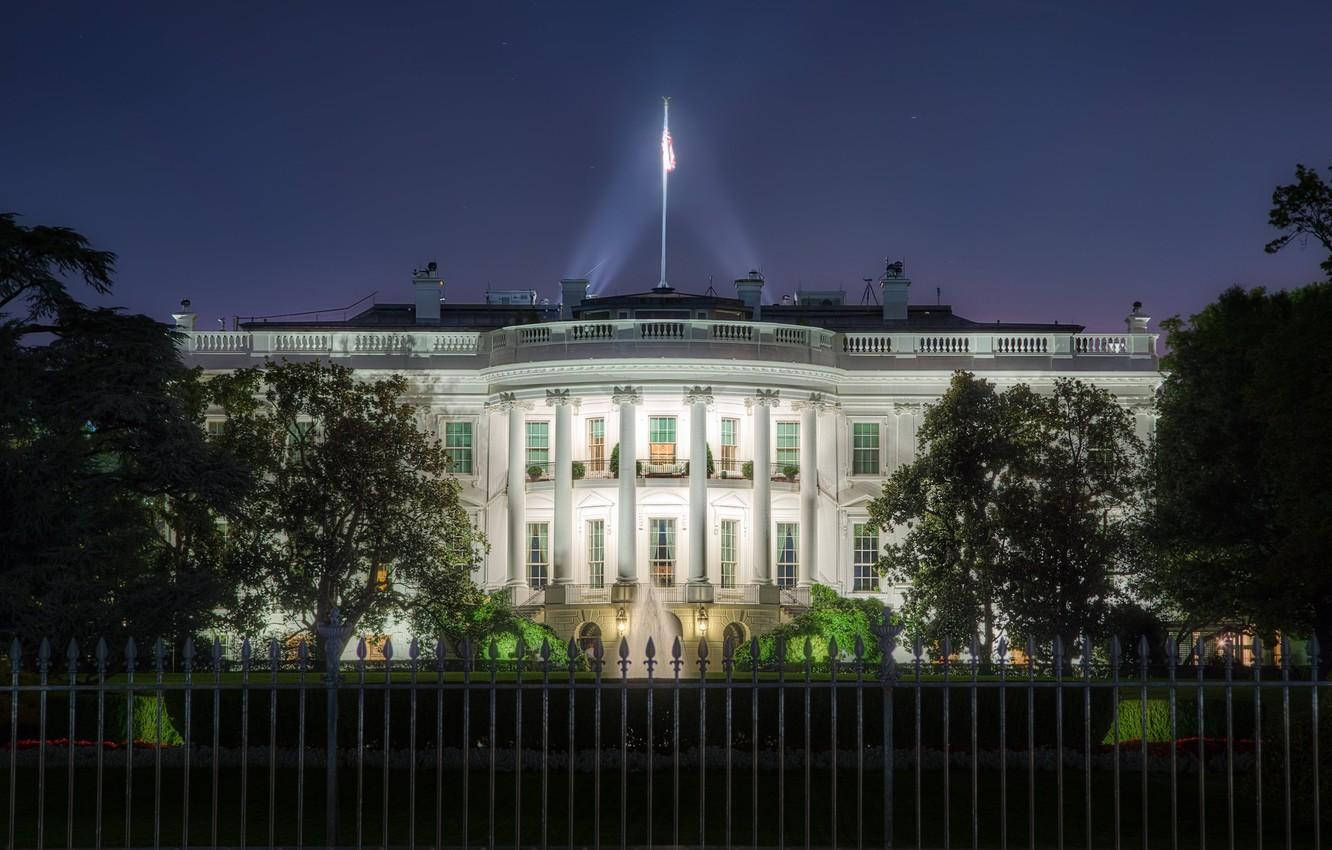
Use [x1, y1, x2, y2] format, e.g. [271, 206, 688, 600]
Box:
[182, 320, 1156, 362]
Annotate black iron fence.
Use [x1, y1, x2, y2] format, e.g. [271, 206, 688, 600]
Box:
[2, 613, 1327, 849]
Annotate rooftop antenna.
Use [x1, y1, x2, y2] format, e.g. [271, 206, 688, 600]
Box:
[704, 275, 717, 297]
[936, 287, 941, 306]
[860, 277, 879, 305]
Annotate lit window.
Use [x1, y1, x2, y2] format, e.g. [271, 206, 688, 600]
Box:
[526, 523, 549, 589]
[720, 418, 738, 474]
[852, 423, 880, 476]
[444, 421, 473, 474]
[649, 416, 677, 467]
[526, 422, 549, 477]
[776, 522, 799, 587]
[649, 518, 676, 587]
[206, 419, 228, 437]
[720, 520, 738, 588]
[775, 422, 800, 470]
[586, 519, 605, 588]
[586, 418, 605, 474]
[852, 523, 880, 592]
[374, 565, 389, 592]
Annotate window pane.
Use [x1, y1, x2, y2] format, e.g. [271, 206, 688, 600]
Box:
[445, 421, 473, 474]
[775, 422, 800, 469]
[587, 418, 605, 474]
[721, 418, 737, 446]
[526, 522, 549, 588]
[776, 522, 799, 587]
[720, 519, 737, 588]
[852, 422, 879, 476]
[649, 417, 676, 444]
[526, 421, 549, 472]
[587, 519, 605, 588]
[853, 522, 880, 592]
[649, 518, 676, 587]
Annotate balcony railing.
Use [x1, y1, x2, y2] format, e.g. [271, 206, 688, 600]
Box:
[182, 320, 1157, 363]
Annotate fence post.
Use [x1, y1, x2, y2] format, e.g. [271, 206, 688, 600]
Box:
[319, 608, 352, 846]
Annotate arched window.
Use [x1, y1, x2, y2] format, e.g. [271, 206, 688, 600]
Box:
[723, 622, 750, 653]
[577, 621, 602, 654]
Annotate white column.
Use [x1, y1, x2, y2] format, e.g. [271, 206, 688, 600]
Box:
[685, 386, 714, 601]
[497, 393, 529, 589]
[613, 386, 641, 588]
[751, 390, 779, 591]
[797, 396, 820, 587]
[547, 389, 574, 587]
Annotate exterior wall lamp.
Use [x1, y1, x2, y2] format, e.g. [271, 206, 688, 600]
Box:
[695, 604, 709, 638]
[615, 606, 628, 637]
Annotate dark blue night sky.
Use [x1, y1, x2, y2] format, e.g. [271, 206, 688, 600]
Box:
[5, 1, 1330, 331]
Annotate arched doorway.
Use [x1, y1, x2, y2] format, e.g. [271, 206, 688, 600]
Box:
[576, 621, 602, 654]
[723, 621, 750, 654]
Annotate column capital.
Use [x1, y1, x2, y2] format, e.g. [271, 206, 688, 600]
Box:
[611, 385, 642, 406]
[545, 388, 579, 408]
[792, 392, 838, 413]
[745, 389, 781, 412]
[683, 385, 714, 406]
[489, 391, 532, 412]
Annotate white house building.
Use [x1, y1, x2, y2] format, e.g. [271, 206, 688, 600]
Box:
[175, 264, 1160, 654]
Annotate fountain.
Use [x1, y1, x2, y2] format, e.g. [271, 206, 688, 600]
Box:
[620, 584, 683, 673]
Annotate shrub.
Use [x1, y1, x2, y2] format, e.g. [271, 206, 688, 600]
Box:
[742, 461, 753, 479]
[107, 694, 184, 746]
[571, 461, 586, 480]
[527, 465, 545, 480]
[782, 464, 799, 480]
[607, 444, 642, 477]
[756, 584, 888, 664]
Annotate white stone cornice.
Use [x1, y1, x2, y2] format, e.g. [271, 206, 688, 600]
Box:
[683, 385, 714, 406]
[487, 391, 532, 412]
[610, 385, 642, 406]
[893, 401, 927, 415]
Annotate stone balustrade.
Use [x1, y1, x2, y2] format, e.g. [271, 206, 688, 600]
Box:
[182, 320, 1156, 362]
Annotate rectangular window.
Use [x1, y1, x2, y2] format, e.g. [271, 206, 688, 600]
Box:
[776, 522, 799, 587]
[525, 421, 549, 477]
[444, 421, 474, 474]
[586, 519, 605, 588]
[852, 422, 880, 476]
[286, 419, 315, 460]
[720, 418, 738, 474]
[206, 419, 227, 437]
[775, 422, 800, 471]
[720, 520, 738, 588]
[648, 416, 677, 466]
[853, 523, 880, 592]
[649, 518, 676, 587]
[587, 417, 605, 475]
[526, 522, 549, 589]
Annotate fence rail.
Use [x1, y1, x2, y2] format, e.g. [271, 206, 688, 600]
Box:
[3, 615, 1325, 849]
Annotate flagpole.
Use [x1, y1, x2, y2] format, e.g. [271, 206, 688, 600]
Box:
[658, 97, 669, 289]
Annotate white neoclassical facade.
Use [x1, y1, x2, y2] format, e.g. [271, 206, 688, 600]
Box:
[177, 266, 1160, 651]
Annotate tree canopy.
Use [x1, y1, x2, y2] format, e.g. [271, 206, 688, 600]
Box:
[867, 372, 1147, 658]
[0, 214, 253, 650]
[1144, 284, 1332, 670]
[1265, 163, 1332, 279]
[207, 360, 486, 661]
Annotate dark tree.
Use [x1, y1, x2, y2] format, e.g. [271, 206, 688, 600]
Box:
[1265, 163, 1332, 279]
[0, 214, 254, 652]
[1144, 285, 1332, 672]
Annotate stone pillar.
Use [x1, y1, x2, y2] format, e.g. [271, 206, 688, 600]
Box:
[685, 386, 714, 602]
[546, 389, 575, 600]
[494, 393, 530, 590]
[796, 395, 820, 587]
[612, 386, 641, 600]
[751, 389, 779, 600]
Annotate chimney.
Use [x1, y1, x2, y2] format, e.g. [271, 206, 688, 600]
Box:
[171, 298, 196, 331]
[412, 261, 443, 323]
[880, 260, 910, 322]
[560, 278, 589, 321]
[1125, 301, 1150, 333]
[734, 269, 765, 321]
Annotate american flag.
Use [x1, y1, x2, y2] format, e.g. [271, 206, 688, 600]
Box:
[661, 127, 676, 173]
